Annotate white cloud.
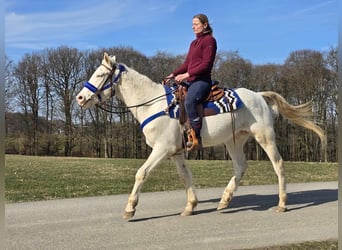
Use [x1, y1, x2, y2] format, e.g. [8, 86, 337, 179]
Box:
[6, 4, 120, 48]
[5, 1, 181, 50]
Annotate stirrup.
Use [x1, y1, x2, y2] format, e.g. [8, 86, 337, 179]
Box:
[186, 129, 201, 152]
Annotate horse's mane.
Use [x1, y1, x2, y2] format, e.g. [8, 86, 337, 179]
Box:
[115, 63, 164, 104]
[122, 64, 160, 89]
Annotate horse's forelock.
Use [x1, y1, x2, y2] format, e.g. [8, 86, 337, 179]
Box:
[109, 55, 116, 65]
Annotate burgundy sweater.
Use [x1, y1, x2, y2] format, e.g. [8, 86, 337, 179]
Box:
[173, 32, 217, 82]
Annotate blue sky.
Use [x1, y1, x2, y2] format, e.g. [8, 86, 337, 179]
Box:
[5, 0, 337, 65]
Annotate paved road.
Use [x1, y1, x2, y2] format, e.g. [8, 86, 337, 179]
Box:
[6, 182, 337, 250]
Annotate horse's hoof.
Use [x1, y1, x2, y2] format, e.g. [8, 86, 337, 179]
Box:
[123, 210, 135, 220]
[217, 202, 228, 210]
[276, 206, 287, 213]
[180, 210, 193, 216]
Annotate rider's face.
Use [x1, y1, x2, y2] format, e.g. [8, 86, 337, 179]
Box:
[192, 18, 207, 35]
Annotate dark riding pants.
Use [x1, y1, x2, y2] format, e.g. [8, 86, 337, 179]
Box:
[184, 80, 211, 136]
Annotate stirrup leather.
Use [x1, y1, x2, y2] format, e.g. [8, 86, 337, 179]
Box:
[186, 128, 201, 152]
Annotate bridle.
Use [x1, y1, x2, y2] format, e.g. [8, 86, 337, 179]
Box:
[83, 63, 126, 103]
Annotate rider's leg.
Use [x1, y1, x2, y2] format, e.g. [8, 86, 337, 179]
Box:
[185, 80, 211, 150]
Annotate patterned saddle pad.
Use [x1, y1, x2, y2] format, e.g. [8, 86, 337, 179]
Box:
[164, 85, 243, 119]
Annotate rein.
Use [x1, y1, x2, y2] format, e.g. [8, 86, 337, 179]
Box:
[96, 80, 179, 114]
[96, 87, 178, 113]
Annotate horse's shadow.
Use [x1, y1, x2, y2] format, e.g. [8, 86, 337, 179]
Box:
[198, 188, 337, 214]
[128, 189, 337, 222]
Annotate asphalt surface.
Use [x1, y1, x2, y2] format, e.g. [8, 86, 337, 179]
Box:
[6, 182, 337, 250]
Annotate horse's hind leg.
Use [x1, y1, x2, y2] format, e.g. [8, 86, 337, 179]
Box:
[123, 148, 169, 219]
[252, 125, 287, 212]
[217, 131, 249, 210]
[170, 154, 198, 216]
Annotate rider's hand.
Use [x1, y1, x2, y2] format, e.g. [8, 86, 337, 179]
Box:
[162, 73, 174, 84]
[175, 72, 189, 83]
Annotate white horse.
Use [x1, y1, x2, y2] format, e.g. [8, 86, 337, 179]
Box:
[76, 53, 325, 219]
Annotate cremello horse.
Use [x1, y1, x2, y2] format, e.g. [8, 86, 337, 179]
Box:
[76, 53, 325, 219]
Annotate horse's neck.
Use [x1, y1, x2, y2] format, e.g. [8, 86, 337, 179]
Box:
[116, 67, 165, 121]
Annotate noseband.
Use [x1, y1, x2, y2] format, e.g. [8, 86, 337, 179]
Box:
[83, 63, 126, 102]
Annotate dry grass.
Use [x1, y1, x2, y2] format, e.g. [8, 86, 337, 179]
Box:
[5, 155, 337, 203]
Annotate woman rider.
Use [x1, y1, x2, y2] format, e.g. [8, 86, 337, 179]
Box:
[165, 14, 217, 151]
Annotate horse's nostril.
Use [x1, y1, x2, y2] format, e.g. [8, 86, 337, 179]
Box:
[77, 95, 83, 100]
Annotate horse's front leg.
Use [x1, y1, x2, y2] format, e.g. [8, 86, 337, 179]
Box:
[170, 154, 198, 216]
[123, 148, 169, 219]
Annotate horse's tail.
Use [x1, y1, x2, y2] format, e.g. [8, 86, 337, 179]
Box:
[259, 91, 326, 146]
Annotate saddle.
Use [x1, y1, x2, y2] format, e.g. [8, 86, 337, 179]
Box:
[175, 81, 225, 124]
[174, 81, 225, 151]
[163, 80, 242, 151]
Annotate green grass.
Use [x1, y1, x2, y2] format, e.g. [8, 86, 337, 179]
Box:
[5, 155, 338, 249]
[5, 155, 337, 203]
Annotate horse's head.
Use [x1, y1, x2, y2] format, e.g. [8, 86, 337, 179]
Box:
[76, 52, 122, 108]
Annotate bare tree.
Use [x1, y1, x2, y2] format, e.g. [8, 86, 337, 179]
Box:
[324, 46, 338, 161]
[250, 64, 282, 92]
[41, 46, 85, 156]
[214, 51, 252, 88]
[282, 50, 330, 161]
[13, 53, 43, 155]
[149, 51, 185, 82]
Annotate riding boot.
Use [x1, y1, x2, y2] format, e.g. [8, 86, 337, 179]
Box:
[186, 119, 202, 152]
[186, 129, 202, 151]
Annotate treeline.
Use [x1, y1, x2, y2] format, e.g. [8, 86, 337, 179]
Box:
[5, 46, 338, 162]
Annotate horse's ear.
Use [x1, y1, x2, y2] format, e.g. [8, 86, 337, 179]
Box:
[104, 52, 110, 63]
[104, 52, 116, 66]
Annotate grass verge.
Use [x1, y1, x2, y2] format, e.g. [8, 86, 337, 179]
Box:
[5, 155, 337, 203]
